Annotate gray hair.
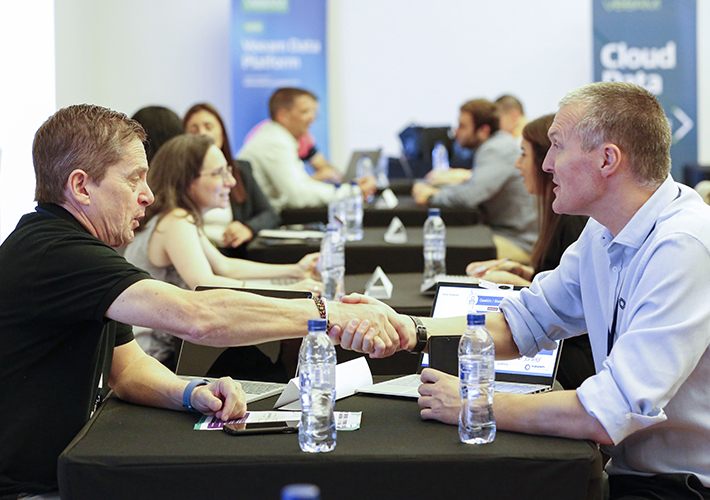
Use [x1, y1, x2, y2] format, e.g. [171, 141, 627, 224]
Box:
[559, 82, 671, 186]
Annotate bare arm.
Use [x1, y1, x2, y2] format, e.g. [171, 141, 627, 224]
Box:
[417, 368, 612, 443]
[106, 280, 400, 356]
[155, 210, 317, 288]
[309, 153, 343, 183]
[109, 339, 247, 421]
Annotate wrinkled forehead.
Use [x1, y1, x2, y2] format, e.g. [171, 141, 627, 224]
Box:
[548, 104, 585, 141]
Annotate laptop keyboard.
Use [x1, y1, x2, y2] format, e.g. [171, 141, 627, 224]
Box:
[238, 380, 286, 395]
[496, 382, 547, 394]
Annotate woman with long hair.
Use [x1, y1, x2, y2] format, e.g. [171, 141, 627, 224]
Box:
[184, 103, 279, 257]
[466, 114, 594, 390]
[467, 114, 587, 285]
[124, 134, 321, 368]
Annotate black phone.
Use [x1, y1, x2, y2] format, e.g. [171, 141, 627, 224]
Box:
[223, 421, 298, 436]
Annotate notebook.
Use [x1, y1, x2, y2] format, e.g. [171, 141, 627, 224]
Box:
[175, 287, 313, 403]
[342, 149, 381, 182]
[357, 282, 563, 397]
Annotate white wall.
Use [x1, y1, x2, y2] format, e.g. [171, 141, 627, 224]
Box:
[1, 0, 707, 241]
[0, 0, 56, 242]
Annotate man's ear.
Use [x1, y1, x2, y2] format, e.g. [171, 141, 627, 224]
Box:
[599, 144, 623, 179]
[65, 169, 92, 206]
[477, 124, 491, 140]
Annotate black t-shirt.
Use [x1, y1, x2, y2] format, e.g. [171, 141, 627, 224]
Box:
[0, 203, 151, 497]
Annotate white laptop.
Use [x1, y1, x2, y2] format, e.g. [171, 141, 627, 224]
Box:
[357, 282, 563, 397]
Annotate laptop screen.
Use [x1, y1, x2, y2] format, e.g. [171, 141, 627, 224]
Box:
[430, 283, 560, 380]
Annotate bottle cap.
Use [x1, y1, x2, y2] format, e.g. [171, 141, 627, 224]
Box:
[428, 208, 441, 216]
[307, 318, 328, 331]
[467, 313, 485, 326]
[281, 484, 321, 500]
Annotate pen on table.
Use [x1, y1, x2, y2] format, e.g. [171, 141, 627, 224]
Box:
[470, 258, 509, 277]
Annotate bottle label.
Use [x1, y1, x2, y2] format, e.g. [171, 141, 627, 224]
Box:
[460, 360, 480, 384]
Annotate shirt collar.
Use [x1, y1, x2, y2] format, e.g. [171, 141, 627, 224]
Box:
[36, 202, 91, 235]
[610, 175, 679, 249]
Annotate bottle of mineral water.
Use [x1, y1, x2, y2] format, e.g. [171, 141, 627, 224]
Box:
[423, 208, 446, 281]
[281, 484, 321, 500]
[458, 313, 496, 444]
[298, 318, 337, 453]
[319, 224, 345, 301]
[432, 141, 450, 171]
[344, 181, 364, 241]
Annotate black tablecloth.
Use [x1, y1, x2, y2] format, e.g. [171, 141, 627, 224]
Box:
[279, 196, 480, 227]
[248, 225, 496, 274]
[344, 272, 433, 316]
[59, 392, 603, 500]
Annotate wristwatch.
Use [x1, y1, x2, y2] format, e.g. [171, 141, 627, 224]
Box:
[408, 316, 428, 353]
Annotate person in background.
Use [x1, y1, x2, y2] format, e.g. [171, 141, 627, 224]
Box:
[466, 113, 593, 390]
[237, 87, 376, 212]
[184, 103, 279, 257]
[244, 118, 342, 184]
[413, 99, 538, 263]
[131, 106, 184, 164]
[123, 134, 322, 370]
[495, 94, 527, 142]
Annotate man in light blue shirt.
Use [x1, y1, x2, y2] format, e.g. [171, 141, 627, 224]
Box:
[360, 81, 710, 499]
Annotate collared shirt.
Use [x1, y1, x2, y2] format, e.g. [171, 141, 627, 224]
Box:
[237, 121, 336, 212]
[431, 131, 538, 252]
[501, 176, 710, 485]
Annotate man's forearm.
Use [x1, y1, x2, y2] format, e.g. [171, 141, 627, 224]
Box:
[495, 391, 613, 444]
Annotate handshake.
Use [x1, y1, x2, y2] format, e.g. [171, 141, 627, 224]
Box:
[325, 294, 417, 359]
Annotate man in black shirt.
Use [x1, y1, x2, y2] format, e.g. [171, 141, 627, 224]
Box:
[0, 105, 402, 498]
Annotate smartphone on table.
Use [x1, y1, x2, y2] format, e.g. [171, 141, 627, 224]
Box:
[223, 421, 298, 435]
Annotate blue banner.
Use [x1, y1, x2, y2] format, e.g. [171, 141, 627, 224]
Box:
[231, 0, 328, 156]
[593, 0, 697, 180]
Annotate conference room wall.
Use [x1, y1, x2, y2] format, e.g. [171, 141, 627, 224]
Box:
[53, 0, 709, 170]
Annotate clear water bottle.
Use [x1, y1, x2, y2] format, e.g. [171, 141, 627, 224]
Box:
[423, 208, 446, 281]
[319, 224, 345, 301]
[458, 313, 496, 444]
[432, 142, 450, 171]
[344, 181, 363, 241]
[375, 154, 389, 189]
[355, 155, 375, 179]
[328, 183, 349, 227]
[281, 484, 320, 500]
[299, 318, 337, 453]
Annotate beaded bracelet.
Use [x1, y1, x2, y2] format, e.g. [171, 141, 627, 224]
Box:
[312, 296, 331, 332]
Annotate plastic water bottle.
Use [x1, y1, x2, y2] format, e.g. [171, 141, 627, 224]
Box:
[319, 224, 345, 301]
[423, 208, 446, 281]
[281, 484, 320, 500]
[355, 155, 375, 179]
[344, 181, 363, 241]
[458, 313, 496, 444]
[375, 154, 389, 189]
[328, 183, 350, 227]
[432, 142, 449, 171]
[299, 318, 337, 453]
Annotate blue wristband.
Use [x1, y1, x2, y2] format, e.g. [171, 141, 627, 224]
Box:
[182, 379, 209, 412]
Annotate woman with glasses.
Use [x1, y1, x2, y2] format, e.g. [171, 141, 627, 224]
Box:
[123, 134, 321, 370]
[184, 103, 279, 257]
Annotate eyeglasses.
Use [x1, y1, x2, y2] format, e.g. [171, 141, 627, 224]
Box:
[201, 165, 233, 182]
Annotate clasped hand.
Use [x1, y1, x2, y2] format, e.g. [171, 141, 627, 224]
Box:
[327, 293, 414, 358]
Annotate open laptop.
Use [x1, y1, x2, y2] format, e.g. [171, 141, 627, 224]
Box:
[342, 149, 381, 183]
[175, 287, 312, 403]
[357, 282, 562, 397]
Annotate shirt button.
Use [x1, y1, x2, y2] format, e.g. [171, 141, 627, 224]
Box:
[612, 266, 618, 272]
